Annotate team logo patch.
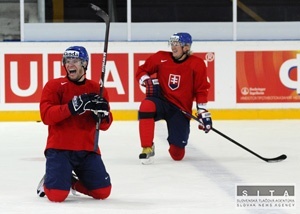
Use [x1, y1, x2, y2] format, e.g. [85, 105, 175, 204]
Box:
[168, 74, 181, 90]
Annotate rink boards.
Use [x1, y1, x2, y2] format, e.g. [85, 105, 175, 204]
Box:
[0, 41, 300, 121]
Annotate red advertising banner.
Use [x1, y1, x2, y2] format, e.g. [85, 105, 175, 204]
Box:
[5, 54, 43, 103]
[3, 51, 215, 105]
[90, 53, 129, 102]
[236, 51, 300, 103]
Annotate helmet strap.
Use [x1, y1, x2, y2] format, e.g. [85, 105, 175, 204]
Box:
[74, 73, 86, 82]
[81, 60, 88, 71]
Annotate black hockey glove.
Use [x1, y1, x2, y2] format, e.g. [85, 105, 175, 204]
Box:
[197, 109, 212, 133]
[143, 78, 161, 97]
[90, 95, 110, 122]
[68, 93, 96, 115]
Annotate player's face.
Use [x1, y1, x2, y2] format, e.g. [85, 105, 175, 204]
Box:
[64, 58, 85, 81]
[170, 42, 187, 60]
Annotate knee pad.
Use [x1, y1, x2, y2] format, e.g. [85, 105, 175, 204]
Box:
[90, 185, 112, 200]
[169, 144, 185, 161]
[138, 99, 156, 119]
[44, 186, 69, 202]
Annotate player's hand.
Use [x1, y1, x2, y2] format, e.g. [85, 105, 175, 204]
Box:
[197, 109, 212, 133]
[89, 95, 111, 124]
[143, 78, 161, 97]
[68, 93, 96, 115]
[91, 95, 109, 118]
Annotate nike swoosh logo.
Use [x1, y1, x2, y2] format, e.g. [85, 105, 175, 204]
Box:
[161, 60, 167, 62]
[61, 82, 67, 85]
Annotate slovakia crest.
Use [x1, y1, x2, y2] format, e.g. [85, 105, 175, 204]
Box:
[168, 74, 181, 90]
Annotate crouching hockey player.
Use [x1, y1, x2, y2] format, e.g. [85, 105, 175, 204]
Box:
[136, 32, 212, 164]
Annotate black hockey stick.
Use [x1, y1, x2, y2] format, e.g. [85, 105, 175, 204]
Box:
[171, 104, 287, 163]
[90, 3, 110, 151]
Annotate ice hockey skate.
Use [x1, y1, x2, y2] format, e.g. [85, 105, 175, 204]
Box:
[139, 144, 155, 165]
[70, 172, 80, 196]
[37, 175, 45, 197]
[37, 172, 80, 197]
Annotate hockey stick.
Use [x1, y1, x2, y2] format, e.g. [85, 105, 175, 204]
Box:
[89, 3, 110, 151]
[170, 104, 287, 163]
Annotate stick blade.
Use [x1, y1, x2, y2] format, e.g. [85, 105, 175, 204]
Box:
[265, 154, 287, 163]
[89, 3, 110, 23]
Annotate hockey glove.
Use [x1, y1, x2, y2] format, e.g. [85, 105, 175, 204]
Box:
[91, 95, 110, 123]
[68, 93, 96, 115]
[197, 109, 212, 133]
[143, 78, 161, 97]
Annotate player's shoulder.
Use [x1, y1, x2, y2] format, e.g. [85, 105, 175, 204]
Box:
[156, 50, 171, 56]
[45, 77, 68, 87]
[188, 54, 205, 65]
[154, 51, 172, 61]
[85, 78, 100, 87]
[85, 78, 101, 91]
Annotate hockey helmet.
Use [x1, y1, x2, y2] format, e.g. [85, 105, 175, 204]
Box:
[62, 46, 89, 69]
[169, 32, 192, 47]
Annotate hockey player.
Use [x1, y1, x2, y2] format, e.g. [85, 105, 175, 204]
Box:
[37, 46, 113, 202]
[136, 32, 212, 164]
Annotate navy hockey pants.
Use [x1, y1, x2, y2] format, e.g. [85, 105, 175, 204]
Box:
[44, 149, 111, 191]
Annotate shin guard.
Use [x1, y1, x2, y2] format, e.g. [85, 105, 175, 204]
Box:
[138, 100, 156, 148]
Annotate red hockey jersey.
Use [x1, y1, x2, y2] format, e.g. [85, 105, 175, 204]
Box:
[136, 51, 210, 113]
[40, 76, 112, 154]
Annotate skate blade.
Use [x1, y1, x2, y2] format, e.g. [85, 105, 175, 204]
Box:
[140, 156, 154, 165]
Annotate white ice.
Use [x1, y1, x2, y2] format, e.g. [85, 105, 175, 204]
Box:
[0, 120, 299, 214]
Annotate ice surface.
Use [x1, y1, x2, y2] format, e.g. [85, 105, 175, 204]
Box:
[0, 120, 299, 214]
